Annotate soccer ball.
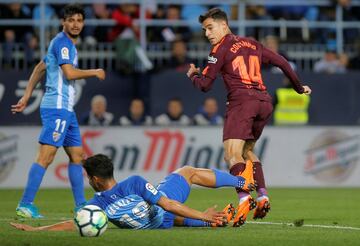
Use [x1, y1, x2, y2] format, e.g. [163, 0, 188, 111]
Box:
[74, 205, 108, 237]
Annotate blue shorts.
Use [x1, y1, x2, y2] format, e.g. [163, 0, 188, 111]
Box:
[157, 173, 190, 229]
[38, 108, 82, 148]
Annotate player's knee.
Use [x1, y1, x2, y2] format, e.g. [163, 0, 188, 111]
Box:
[224, 155, 231, 164]
[177, 165, 196, 179]
[69, 151, 85, 163]
[224, 152, 243, 165]
[36, 153, 56, 167]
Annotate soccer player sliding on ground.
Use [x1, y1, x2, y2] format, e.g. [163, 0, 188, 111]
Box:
[11, 154, 254, 230]
[11, 4, 105, 218]
[186, 8, 312, 226]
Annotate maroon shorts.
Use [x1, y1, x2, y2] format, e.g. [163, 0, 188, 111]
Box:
[223, 99, 273, 141]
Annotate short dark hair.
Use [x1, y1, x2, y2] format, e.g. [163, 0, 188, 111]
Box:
[169, 97, 182, 104]
[199, 8, 228, 24]
[83, 154, 114, 179]
[62, 4, 85, 20]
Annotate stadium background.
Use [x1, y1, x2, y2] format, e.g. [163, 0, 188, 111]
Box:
[0, 1, 360, 245]
[0, 0, 360, 188]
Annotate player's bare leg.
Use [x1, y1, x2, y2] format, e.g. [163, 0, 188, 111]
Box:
[16, 144, 58, 218]
[243, 140, 271, 220]
[64, 146, 86, 211]
[175, 166, 253, 191]
[173, 165, 253, 227]
[223, 139, 256, 227]
[36, 144, 58, 168]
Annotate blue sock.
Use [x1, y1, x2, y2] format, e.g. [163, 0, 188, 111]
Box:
[212, 169, 245, 188]
[68, 163, 86, 207]
[183, 218, 211, 227]
[21, 163, 46, 204]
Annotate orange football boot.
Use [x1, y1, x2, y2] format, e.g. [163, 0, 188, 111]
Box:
[237, 160, 256, 192]
[253, 196, 271, 220]
[211, 203, 235, 227]
[232, 195, 257, 227]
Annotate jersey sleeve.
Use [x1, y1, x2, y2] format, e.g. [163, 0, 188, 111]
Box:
[190, 42, 226, 92]
[127, 176, 163, 205]
[86, 197, 101, 207]
[262, 47, 304, 94]
[54, 38, 74, 66]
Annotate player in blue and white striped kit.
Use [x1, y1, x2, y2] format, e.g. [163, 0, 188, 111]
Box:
[11, 4, 105, 218]
[10, 154, 255, 231]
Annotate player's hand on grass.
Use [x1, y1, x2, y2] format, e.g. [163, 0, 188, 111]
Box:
[186, 64, 200, 78]
[95, 69, 106, 81]
[302, 85, 311, 95]
[202, 205, 227, 225]
[10, 222, 37, 231]
[11, 97, 28, 114]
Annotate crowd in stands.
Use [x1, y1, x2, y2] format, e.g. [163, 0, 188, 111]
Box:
[1, 1, 360, 71]
[81, 96, 224, 127]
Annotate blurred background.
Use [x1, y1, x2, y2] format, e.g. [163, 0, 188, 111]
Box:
[0, 0, 359, 188]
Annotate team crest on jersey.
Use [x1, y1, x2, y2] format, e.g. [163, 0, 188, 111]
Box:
[61, 47, 69, 60]
[208, 55, 217, 64]
[145, 183, 158, 195]
[53, 131, 61, 142]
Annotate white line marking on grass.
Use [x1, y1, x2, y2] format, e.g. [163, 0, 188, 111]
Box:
[2, 218, 359, 231]
[0, 217, 72, 222]
[247, 221, 360, 231]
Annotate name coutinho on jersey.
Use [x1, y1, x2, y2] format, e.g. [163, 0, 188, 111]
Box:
[230, 41, 256, 53]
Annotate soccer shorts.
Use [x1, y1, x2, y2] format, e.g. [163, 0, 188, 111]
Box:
[157, 173, 191, 229]
[38, 108, 82, 147]
[223, 99, 273, 141]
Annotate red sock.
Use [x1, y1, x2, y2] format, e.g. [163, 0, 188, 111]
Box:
[229, 162, 245, 176]
[253, 161, 267, 194]
[229, 162, 246, 193]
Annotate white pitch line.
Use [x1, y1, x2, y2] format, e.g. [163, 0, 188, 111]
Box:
[247, 221, 360, 231]
[1, 218, 360, 231]
[0, 217, 72, 222]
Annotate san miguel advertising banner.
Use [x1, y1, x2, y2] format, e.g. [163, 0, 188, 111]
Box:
[0, 126, 359, 188]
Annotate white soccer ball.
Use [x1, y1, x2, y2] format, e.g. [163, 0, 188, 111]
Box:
[74, 205, 108, 237]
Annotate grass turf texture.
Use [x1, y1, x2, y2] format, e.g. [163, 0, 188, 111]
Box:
[0, 188, 359, 246]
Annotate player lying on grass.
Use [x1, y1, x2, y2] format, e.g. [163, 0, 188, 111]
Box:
[11, 154, 254, 230]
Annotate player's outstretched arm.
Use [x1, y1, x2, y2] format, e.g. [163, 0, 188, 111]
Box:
[262, 47, 310, 94]
[61, 64, 106, 81]
[10, 220, 75, 232]
[157, 196, 225, 224]
[11, 60, 46, 114]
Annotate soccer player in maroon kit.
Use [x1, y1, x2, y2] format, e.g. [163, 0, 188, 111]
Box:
[186, 8, 311, 226]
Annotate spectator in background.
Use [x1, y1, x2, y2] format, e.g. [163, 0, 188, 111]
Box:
[32, 3, 57, 43]
[111, 4, 153, 108]
[181, 4, 207, 40]
[108, 4, 139, 42]
[193, 97, 223, 126]
[83, 3, 112, 44]
[155, 98, 191, 126]
[164, 39, 193, 71]
[150, 5, 192, 43]
[81, 95, 113, 126]
[349, 54, 360, 70]
[348, 41, 360, 70]
[262, 35, 296, 73]
[314, 50, 347, 73]
[246, 5, 274, 40]
[273, 78, 310, 125]
[0, 3, 37, 68]
[119, 98, 152, 126]
[336, 0, 360, 44]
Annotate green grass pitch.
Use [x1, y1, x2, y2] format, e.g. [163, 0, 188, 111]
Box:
[0, 188, 359, 246]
